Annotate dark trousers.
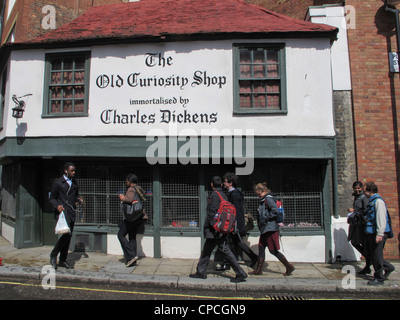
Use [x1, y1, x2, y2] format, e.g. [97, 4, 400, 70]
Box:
[118, 219, 142, 261]
[196, 237, 246, 277]
[219, 233, 258, 262]
[51, 222, 74, 262]
[365, 234, 395, 280]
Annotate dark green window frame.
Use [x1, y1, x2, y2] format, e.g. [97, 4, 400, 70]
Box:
[43, 51, 91, 118]
[233, 44, 287, 114]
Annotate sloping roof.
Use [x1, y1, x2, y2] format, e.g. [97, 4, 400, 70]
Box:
[26, 0, 336, 46]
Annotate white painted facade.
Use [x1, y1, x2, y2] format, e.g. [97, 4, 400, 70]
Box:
[3, 38, 334, 140]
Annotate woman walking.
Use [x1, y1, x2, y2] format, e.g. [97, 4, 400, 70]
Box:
[118, 173, 146, 267]
[250, 182, 295, 276]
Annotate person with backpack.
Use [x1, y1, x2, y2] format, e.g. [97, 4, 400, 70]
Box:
[250, 182, 295, 276]
[363, 181, 395, 285]
[189, 176, 248, 283]
[214, 173, 258, 271]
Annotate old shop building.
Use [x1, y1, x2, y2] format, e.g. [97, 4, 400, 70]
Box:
[0, 0, 339, 262]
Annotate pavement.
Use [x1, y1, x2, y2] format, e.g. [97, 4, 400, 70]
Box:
[0, 236, 399, 298]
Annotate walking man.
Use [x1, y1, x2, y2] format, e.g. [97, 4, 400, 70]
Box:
[190, 176, 248, 283]
[49, 162, 83, 269]
[217, 172, 258, 270]
[363, 181, 395, 285]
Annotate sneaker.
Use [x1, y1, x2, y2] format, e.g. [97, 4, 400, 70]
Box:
[126, 257, 138, 267]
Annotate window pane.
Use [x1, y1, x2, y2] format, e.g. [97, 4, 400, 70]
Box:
[267, 95, 280, 109]
[63, 86, 73, 99]
[240, 64, 251, 78]
[64, 58, 74, 70]
[51, 59, 62, 71]
[75, 57, 86, 69]
[51, 100, 61, 113]
[253, 81, 266, 93]
[267, 50, 279, 63]
[51, 87, 61, 99]
[63, 100, 73, 113]
[74, 100, 85, 112]
[75, 86, 85, 99]
[254, 65, 265, 78]
[240, 94, 252, 108]
[267, 64, 279, 78]
[254, 49, 265, 63]
[239, 80, 251, 93]
[63, 72, 73, 84]
[267, 81, 280, 93]
[254, 94, 266, 108]
[51, 72, 61, 85]
[74, 71, 85, 84]
[240, 49, 251, 63]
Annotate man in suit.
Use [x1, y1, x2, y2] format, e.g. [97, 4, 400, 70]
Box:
[49, 162, 83, 269]
[189, 176, 247, 283]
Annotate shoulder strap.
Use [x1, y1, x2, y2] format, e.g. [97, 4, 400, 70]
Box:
[215, 191, 224, 202]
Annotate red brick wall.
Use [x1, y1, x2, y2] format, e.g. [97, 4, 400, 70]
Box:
[2, 0, 124, 43]
[347, 0, 400, 260]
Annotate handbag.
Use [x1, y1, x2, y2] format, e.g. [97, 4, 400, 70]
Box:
[55, 211, 71, 234]
[121, 186, 144, 222]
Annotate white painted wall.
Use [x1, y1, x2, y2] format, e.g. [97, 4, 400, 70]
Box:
[307, 5, 352, 91]
[3, 38, 335, 140]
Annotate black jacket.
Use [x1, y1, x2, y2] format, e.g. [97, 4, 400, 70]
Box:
[49, 176, 81, 225]
[227, 188, 245, 234]
[203, 187, 227, 239]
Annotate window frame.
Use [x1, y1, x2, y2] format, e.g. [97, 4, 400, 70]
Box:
[42, 51, 91, 118]
[233, 43, 287, 115]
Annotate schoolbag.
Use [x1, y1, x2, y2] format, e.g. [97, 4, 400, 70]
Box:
[266, 195, 285, 226]
[212, 191, 237, 234]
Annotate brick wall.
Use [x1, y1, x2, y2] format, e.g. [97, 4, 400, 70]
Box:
[347, 0, 400, 260]
[2, 0, 124, 43]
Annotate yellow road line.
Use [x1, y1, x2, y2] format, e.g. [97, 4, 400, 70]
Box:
[0, 280, 268, 300]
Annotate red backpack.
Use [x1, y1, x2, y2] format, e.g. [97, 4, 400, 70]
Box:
[212, 192, 237, 234]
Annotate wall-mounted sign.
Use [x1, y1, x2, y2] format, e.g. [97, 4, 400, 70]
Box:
[389, 52, 399, 73]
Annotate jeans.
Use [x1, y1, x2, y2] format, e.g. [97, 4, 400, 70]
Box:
[365, 234, 395, 280]
[118, 219, 143, 261]
[196, 237, 246, 277]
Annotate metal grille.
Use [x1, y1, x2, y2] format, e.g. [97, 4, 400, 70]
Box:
[243, 192, 323, 232]
[161, 166, 200, 231]
[75, 165, 153, 227]
[0, 164, 18, 221]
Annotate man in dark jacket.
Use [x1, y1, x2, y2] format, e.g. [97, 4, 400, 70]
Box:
[49, 162, 83, 269]
[224, 173, 258, 266]
[189, 176, 247, 283]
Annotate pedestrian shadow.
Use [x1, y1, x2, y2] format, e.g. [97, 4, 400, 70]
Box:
[66, 243, 89, 267]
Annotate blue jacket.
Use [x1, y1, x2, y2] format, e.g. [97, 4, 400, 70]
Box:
[365, 194, 391, 235]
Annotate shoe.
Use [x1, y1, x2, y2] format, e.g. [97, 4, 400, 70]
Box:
[367, 278, 384, 285]
[357, 266, 371, 275]
[126, 257, 138, 267]
[250, 257, 258, 269]
[189, 272, 207, 279]
[50, 255, 57, 269]
[384, 269, 394, 280]
[230, 274, 248, 283]
[58, 261, 73, 269]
